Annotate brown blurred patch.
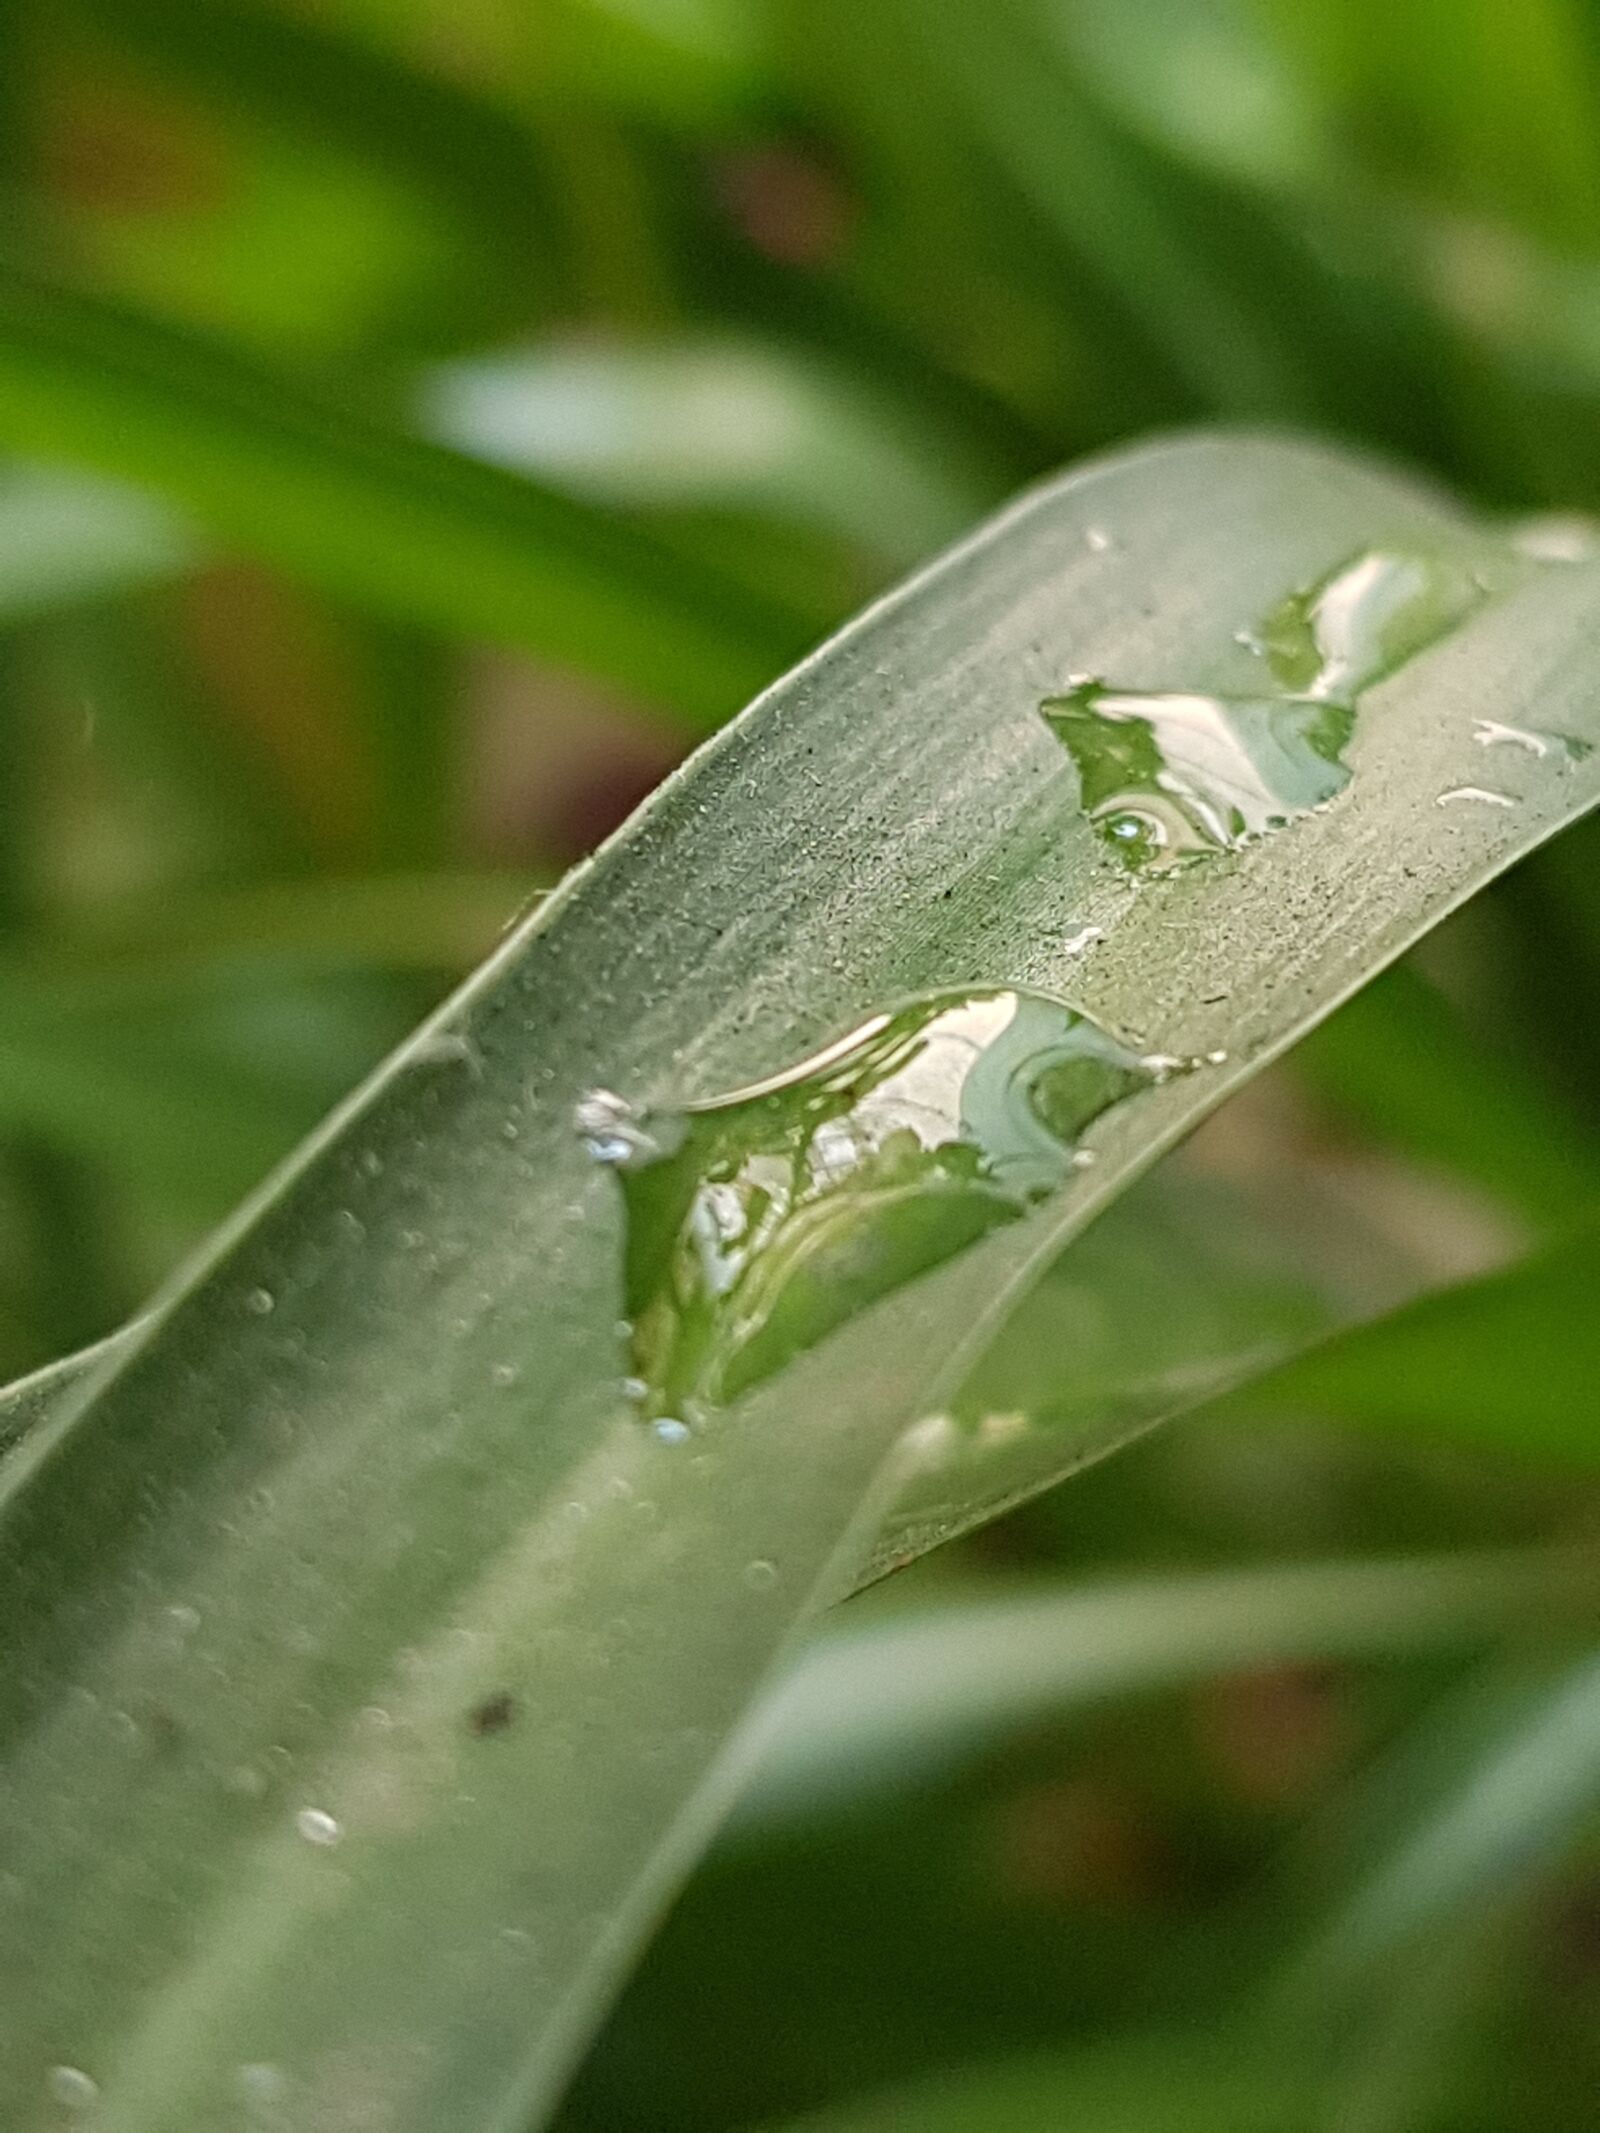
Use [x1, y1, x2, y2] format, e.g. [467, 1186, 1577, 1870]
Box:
[468, 653, 681, 865]
[712, 145, 856, 267]
[990, 1775, 1175, 1912]
[1191, 1663, 1351, 1809]
[40, 54, 230, 217]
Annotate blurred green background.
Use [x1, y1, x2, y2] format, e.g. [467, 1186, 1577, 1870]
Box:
[2, 2, 1600, 2126]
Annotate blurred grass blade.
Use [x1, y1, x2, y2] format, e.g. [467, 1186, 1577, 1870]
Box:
[5, 437, 1600, 2129]
[1293, 1653, 1600, 1988]
[421, 338, 1002, 567]
[734, 1544, 1600, 1834]
[0, 464, 197, 620]
[1289, 959, 1600, 1225]
[759, 2034, 1307, 2133]
[0, 257, 807, 724]
[1229, 1213, 1600, 1462]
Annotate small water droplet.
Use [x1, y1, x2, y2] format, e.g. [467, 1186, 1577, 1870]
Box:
[414, 1029, 483, 1076]
[1435, 785, 1516, 809]
[1205, 1048, 1229, 1065]
[166, 1603, 200, 1635]
[1062, 924, 1104, 957]
[1084, 526, 1114, 553]
[609, 990, 1191, 1423]
[244, 1287, 275, 1316]
[295, 1807, 341, 1847]
[653, 1417, 691, 1445]
[490, 1362, 519, 1387]
[743, 1558, 779, 1589]
[1508, 512, 1600, 563]
[621, 1375, 648, 1403]
[238, 2063, 285, 2109]
[1472, 717, 1592, 765]
[47, 2067, 99, 2110]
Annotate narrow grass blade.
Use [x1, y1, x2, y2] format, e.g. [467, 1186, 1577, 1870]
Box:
[3, 436, 1600, 2130]
[0, 258, 807, 724]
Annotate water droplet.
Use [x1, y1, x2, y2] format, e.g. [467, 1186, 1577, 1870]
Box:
[744, 1558, 779, 1589]
[490, 1363, 519, 1387]
[1249, 548, 1483, 701]
[1084, 526, 1114, 553]
[238, 2063, 285, 2109]
[1436, 785, 1516, 809]
[1508, 512, 1600, 563]
[1062, 924, 1104, 957]
[166, 1603, 200, 1636]
[47, 2067, 99, 2110]
[621, 1375, 649, 1403]
[294, 1807, 341, 1847]
[414, 1029, 483, 1075]
[1041, 682, 1354, 869]
[1472, 717, 1592, 765]
[574, 1089, 661, 1166]
[609, 990, 1188, 1422]
[244, 1287, 275, 1316]
[1045, 549, 1485, 870]
[653, 1417, 692, 1445]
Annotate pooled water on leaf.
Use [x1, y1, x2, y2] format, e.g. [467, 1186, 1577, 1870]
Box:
[1250, 548, 1482, 700]
[1043, 550, 1484, 870]
[582, 989, 1195, 1424]
[1040, 683, 1355, 868]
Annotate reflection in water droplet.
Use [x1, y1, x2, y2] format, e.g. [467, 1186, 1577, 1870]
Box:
[1251, 549, 1483, 701]
[1041, 682, 1354, 869]
[1436, 786, 1516, 809]
[1084, 526, 1114, 553]
[608, 990, 1192, 1423]
[1044, 550, 1486, 870]
[294, 1807, 341, 1847]
[1473, 718, 1593, 765]
[48, 2067, 99, 2110]
[652, 1417, 691, 1445]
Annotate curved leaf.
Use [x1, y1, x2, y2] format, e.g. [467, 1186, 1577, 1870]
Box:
[2, 435, 1600, 2130]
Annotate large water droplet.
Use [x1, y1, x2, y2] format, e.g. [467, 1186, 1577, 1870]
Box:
[1250, 549, 1483, 701]
[1040, 682, 1354, 869]
[609, 989, 1190, 1422]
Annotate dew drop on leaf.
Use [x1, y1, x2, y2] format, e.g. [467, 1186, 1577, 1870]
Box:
[606, 989, 1195, 1424]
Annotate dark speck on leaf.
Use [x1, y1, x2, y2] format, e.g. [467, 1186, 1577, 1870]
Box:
[469, 1691, 517, 1737]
